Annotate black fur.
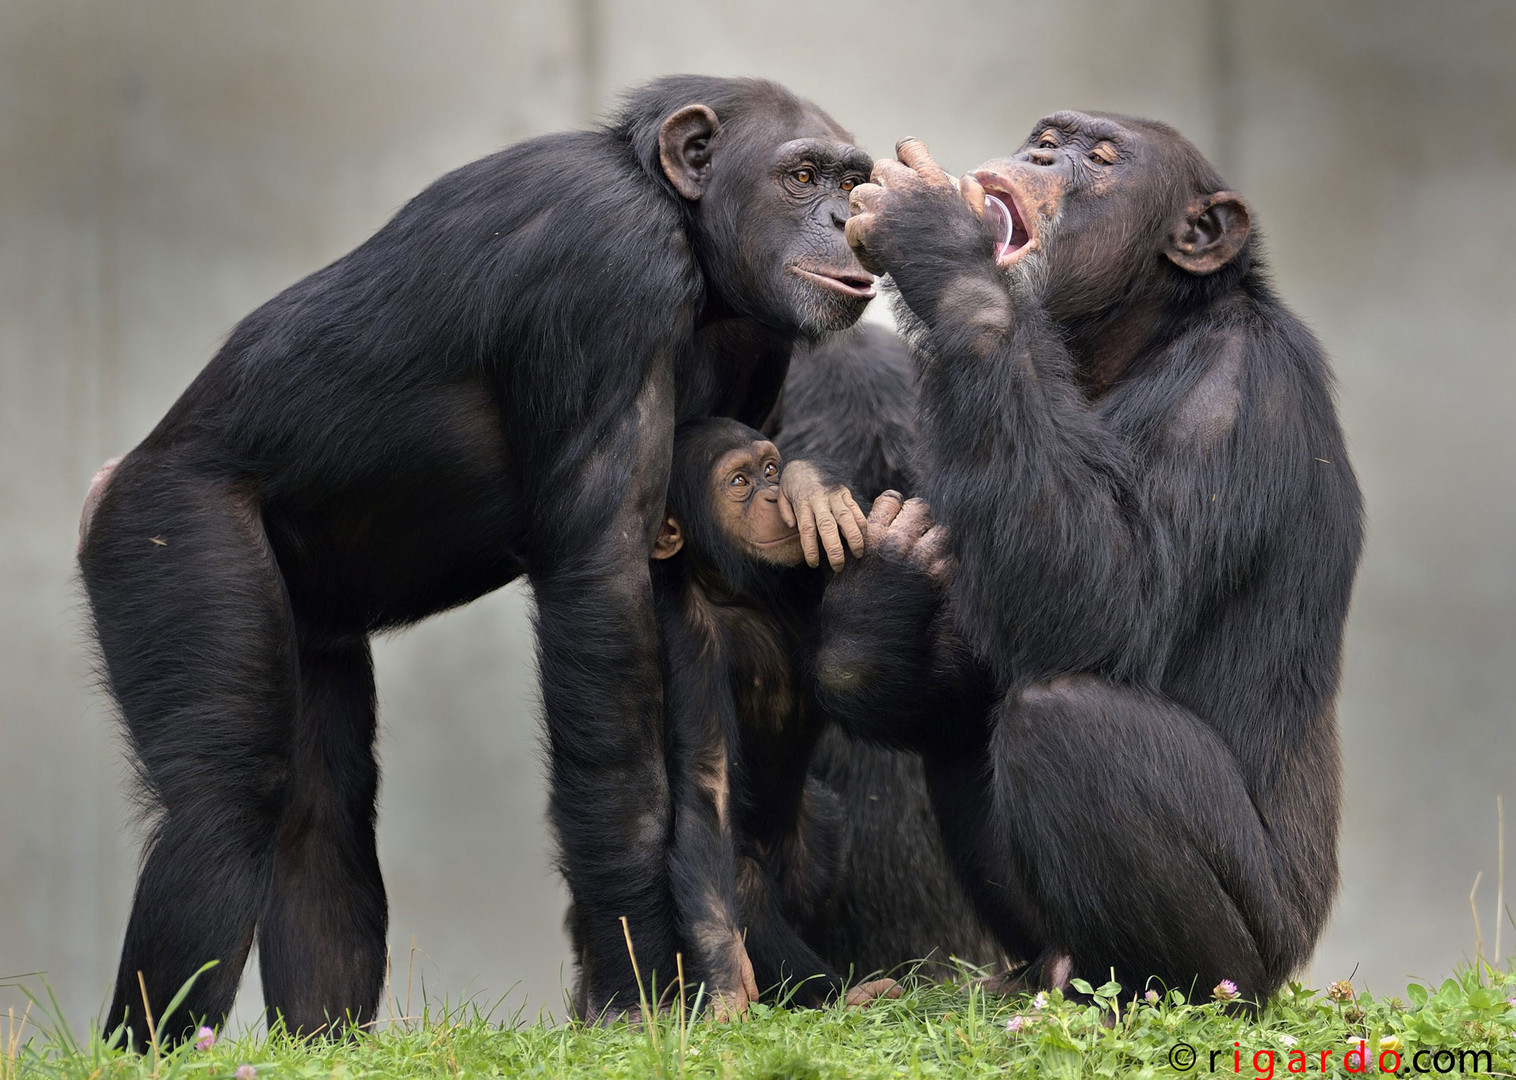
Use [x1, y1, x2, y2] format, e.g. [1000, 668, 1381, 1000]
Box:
[78, 75, 872, 1044]
[769, 323, 918, 499]
[818, 113, 1364, 1005]
[769, 325, 1003, 978]
[654, 419, 849, 1007]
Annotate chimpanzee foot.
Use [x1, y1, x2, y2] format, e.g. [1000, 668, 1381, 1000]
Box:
[1040, 951, 1073, 992]
[706, 932, 760, 1022]
[583, 988, 673, 1027]
[844, 978, 902, 1007]
[974, 951, 1073, 997]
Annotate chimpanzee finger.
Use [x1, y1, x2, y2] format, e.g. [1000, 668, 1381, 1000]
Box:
[844, 214, 886, 276]
[841, 489, 869, 549]
[817, 509, 846, 572]
[959, 173, 986, 217]
[777, 490, 797, 530]
[833, 492, 867, 557]
[798, 500, 821, 569]
[914, 523, 952, 565]
[847, 182, 884, 217]
[867, 490, 905, 532]
[871, 158, 920, 191]
[891, 497, 936, 543]
[896, 138, 953, 186]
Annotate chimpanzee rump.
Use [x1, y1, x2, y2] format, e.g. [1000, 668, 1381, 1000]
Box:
[78, 75, 877, 1044]
[822, 114, 1363, 1005]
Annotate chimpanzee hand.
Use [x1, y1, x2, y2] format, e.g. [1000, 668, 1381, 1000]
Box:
[779, 460, 868, 571]
[845, 139, 1001, 320]
[812, 490, 960, 745]
[864, 490, 954, 589]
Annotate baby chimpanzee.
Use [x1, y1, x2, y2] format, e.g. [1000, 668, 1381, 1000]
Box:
[650, 419, 898, 1018]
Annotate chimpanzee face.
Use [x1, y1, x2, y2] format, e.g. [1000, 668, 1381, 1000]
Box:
[660, 103, 877, 339]
[754, 134, 878, 337]
[652, 428, 805, 574]
[706, 438, 804, 567]
[970, 111, 1251, 318]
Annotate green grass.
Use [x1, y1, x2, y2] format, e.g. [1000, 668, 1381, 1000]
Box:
[5, 963, 1513, 1079]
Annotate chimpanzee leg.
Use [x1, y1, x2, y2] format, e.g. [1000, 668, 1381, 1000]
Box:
[81, 465, 296, 1047]
[734, 857, 845, 1007]
[984, 677, 1302, 1004]
[920, 748, 1046, 973]
[534, 370, 679, 1020]
[257, 632, 385, 1037]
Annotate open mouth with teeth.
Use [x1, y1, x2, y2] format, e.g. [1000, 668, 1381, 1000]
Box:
[976, 178, 1037, 265]
[791, 265, 877, 299]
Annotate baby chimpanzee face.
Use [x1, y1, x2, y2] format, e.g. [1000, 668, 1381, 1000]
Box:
[709, 438, 805, 567]
[652, 424, 807, 574]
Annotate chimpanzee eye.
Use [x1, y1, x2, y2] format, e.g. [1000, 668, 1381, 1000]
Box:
[730, 473, 749, 487]
[840, 177, 857, 192]
[793, 168, 814, 184]
[1090, 143, 1118, 165]
[1038, 129, 1060, 148]
[763, 461, 778, 478]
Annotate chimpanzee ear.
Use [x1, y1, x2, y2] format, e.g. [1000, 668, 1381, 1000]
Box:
[1166, 192, 1251, 274]
[658, 104, 720, 201]
[651, 516, 684, 559]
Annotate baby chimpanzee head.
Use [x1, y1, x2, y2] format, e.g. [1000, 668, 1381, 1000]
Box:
[652, 418, 806, 587]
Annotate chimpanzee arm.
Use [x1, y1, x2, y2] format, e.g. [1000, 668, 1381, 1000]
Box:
[658, 614, 760, 1017]
[848, 162, 1182, 686]
[813, 494, 994, 752]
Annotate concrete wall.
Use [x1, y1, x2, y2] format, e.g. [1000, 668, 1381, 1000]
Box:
[2, 0, 1511, 1032]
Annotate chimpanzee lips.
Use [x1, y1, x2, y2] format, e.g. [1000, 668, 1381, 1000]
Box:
[791, 265, 877, 299]
[755, 531, 801, 547]
[975, 177, 1036, 265]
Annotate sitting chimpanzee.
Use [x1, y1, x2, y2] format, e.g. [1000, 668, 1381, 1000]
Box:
[769, 326, 1004, 979]
[822, 116, 1364, 1007]
[77, 75, 877, 1044]
[649, 418, 899, 1016]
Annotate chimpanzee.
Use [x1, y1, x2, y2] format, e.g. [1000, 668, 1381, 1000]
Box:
[819, 114, 1364, 1006]
[650, 418, 897, 1016]
[76, 75, 877, 1044]
[768, 325, 1005, 979]
[769, 323, 918, 498]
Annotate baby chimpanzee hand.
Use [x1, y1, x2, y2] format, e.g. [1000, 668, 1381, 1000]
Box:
[778, 460, 868, 571]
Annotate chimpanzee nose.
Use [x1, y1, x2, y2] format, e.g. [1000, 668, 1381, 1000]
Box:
[1027, 149, 1059, 167]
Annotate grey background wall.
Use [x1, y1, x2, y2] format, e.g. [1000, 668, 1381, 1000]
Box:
[3, 0, 1512, 1033]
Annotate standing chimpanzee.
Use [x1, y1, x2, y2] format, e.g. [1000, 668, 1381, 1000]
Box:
[76, 75, 877, 1045]
[650, 418, 897, 1017]
[768, 325, 1005, 979]
[819, 115, 1364, 1006]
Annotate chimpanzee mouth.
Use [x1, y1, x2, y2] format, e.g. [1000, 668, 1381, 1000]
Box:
[976, 178, 1037, 265]
[791, 266, 877, 299]
[755, 531, 801, 547]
